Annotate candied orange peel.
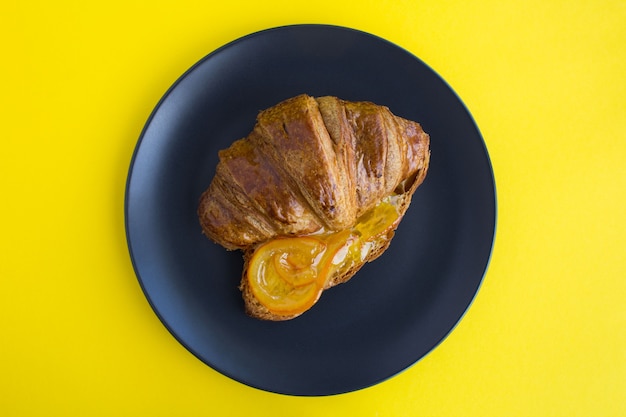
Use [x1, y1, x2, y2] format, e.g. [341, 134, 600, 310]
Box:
[247, 196, 401, 317]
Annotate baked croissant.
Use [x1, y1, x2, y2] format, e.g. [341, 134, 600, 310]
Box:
[198, 94, 430, 320]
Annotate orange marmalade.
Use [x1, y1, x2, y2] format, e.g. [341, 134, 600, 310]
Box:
[247, 195, 401, 316]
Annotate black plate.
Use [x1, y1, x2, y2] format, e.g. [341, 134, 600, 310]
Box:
[125, 24, 496, 396]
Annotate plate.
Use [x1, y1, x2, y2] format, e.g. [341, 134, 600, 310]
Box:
[125, 24, 496, 396]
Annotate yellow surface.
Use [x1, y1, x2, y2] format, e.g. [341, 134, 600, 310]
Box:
[2, 0, 625, 415]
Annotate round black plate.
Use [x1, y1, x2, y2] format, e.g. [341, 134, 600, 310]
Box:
[125, 25, 496, 396]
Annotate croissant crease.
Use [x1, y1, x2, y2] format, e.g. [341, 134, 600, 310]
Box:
[198, 94, 430, 320]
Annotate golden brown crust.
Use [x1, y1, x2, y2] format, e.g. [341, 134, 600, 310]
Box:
[197, 94, 430, 320]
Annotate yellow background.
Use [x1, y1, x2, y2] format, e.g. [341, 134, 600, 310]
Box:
[2, 0, 625, 415]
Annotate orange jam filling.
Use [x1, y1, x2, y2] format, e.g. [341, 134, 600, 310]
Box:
[247, 196, 401, 316]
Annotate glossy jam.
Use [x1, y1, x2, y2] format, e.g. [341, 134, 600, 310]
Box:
[247, 196, 401, 316]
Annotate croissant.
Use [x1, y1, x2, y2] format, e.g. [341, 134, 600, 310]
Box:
[198, 94, 430, 320]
